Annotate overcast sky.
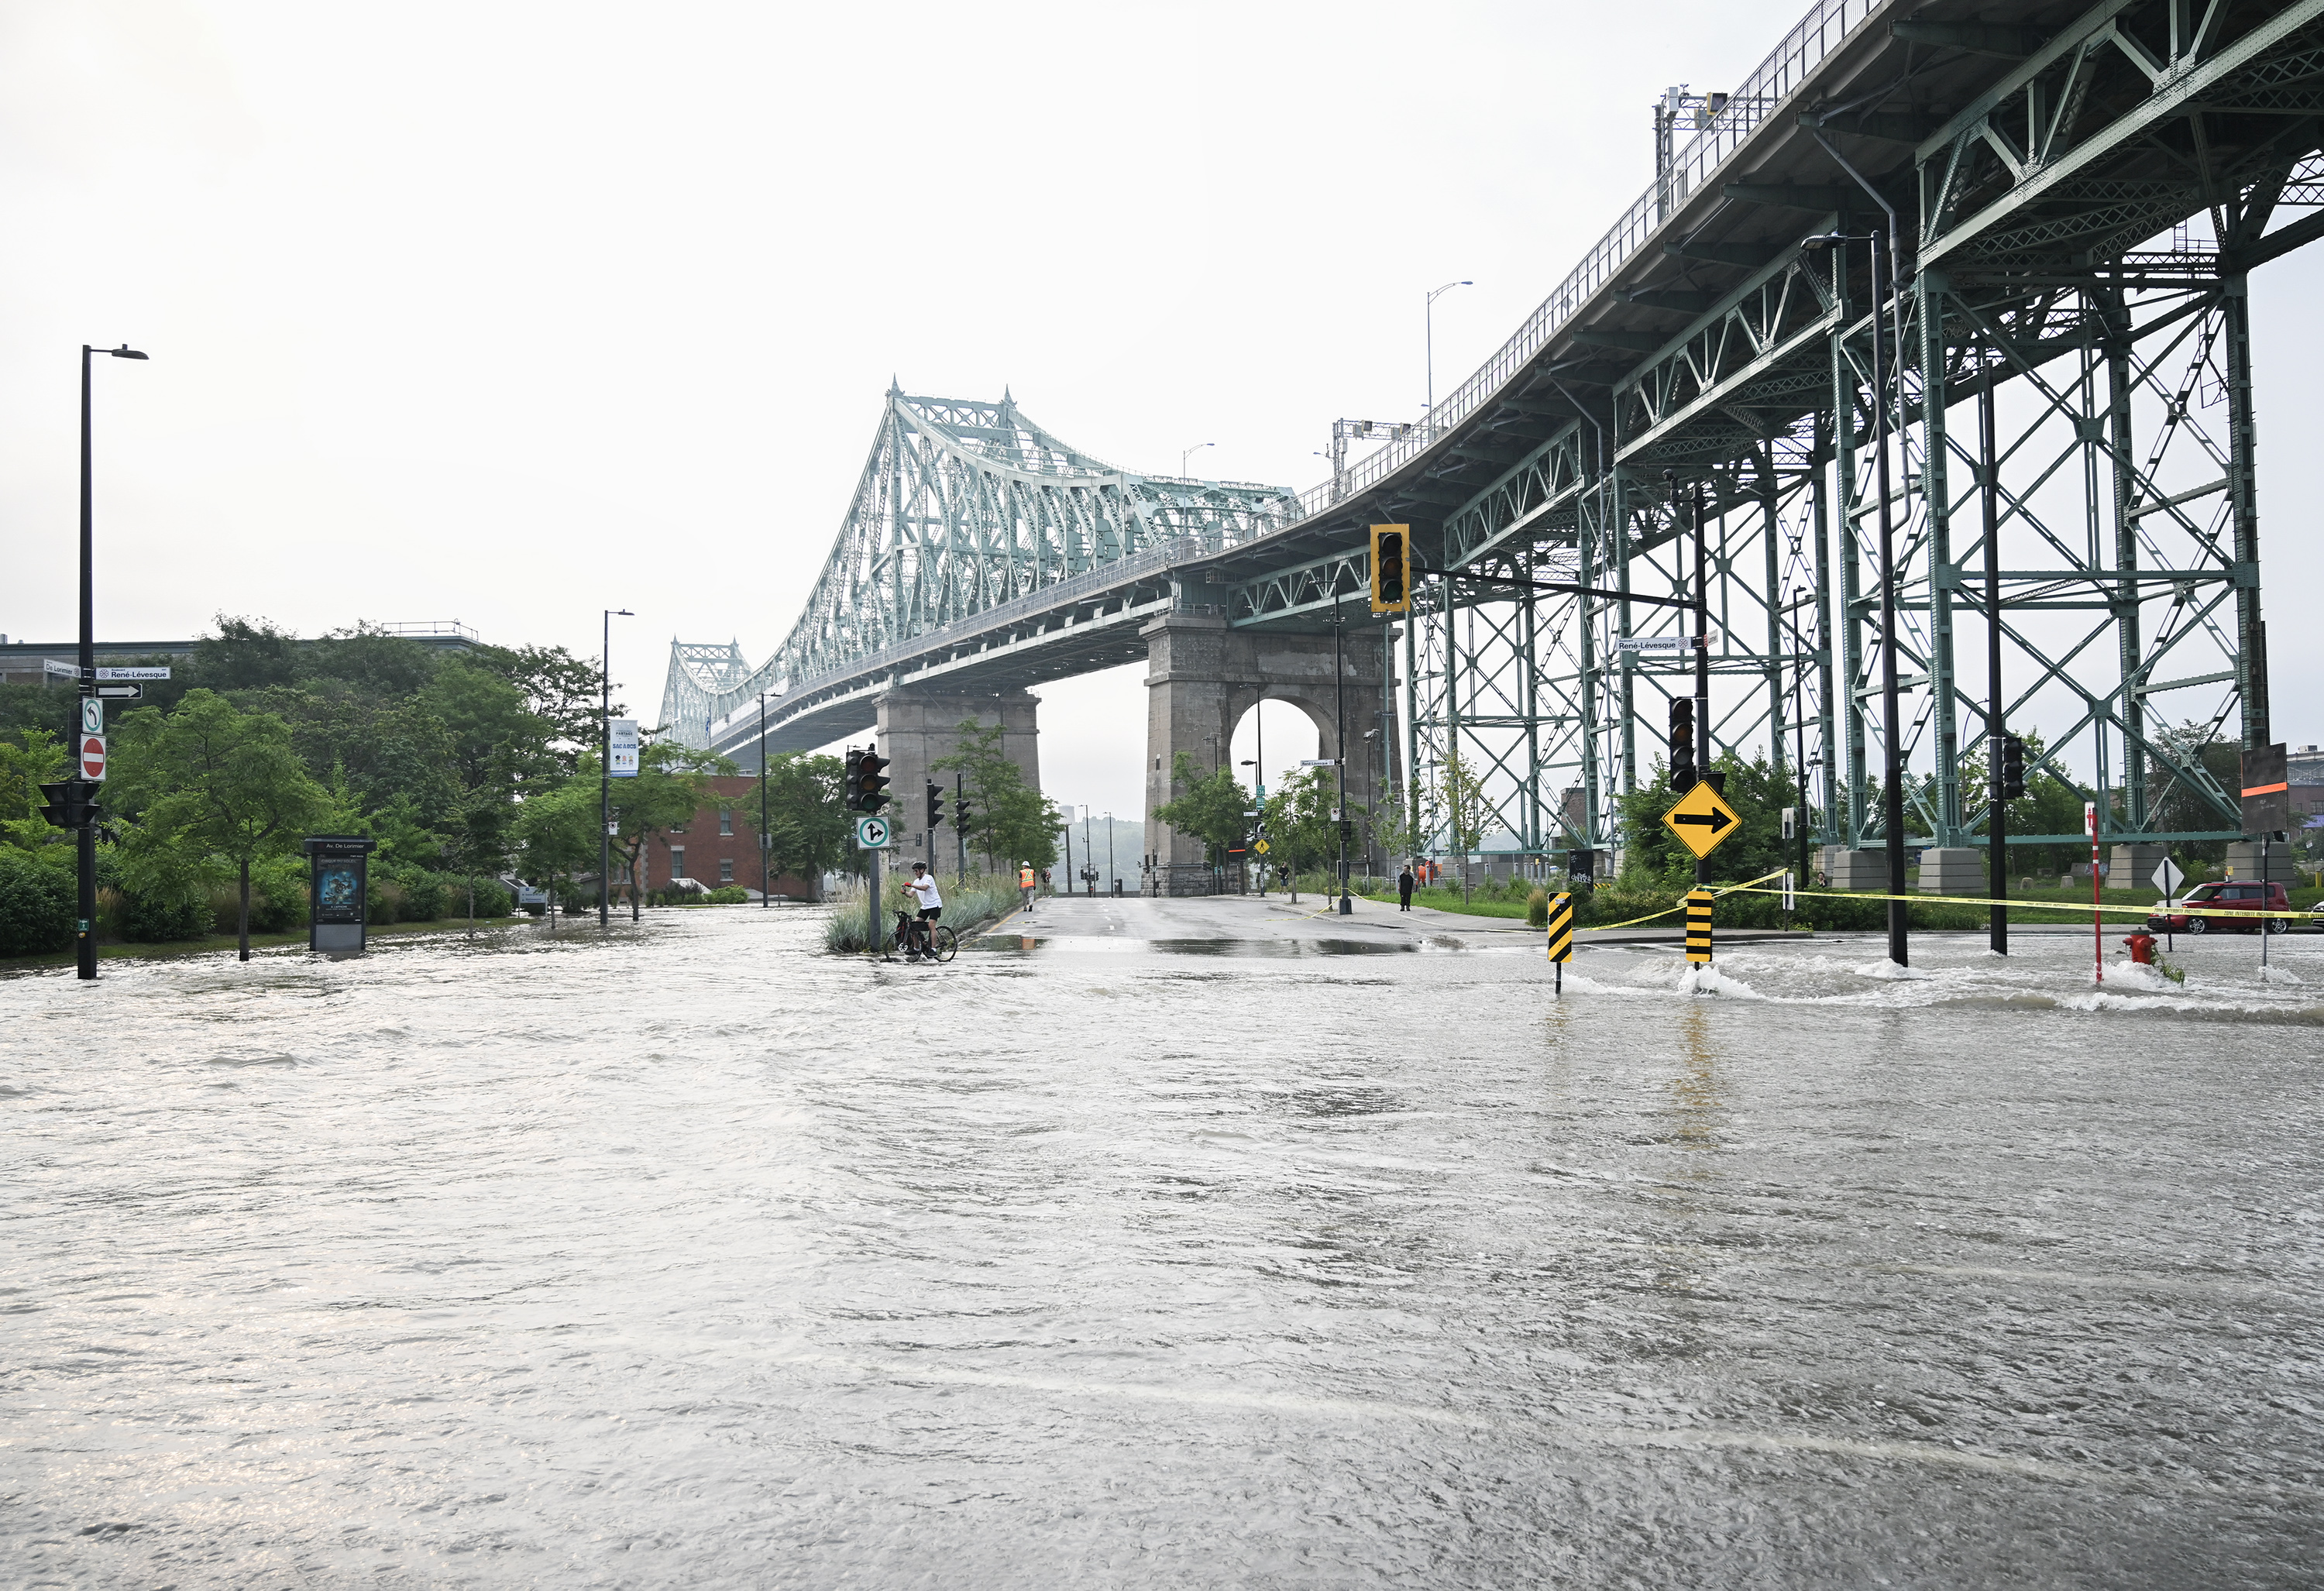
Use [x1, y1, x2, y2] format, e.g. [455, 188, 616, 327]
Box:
[4, 1, 2318, 820]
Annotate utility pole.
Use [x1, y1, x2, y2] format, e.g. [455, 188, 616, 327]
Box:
[599, 607, 632, 928]
[758, 689, 772, 908]
[1868, 229, 1910, 967]
[76, 342, 147, 981]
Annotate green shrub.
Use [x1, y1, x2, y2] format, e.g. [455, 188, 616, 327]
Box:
[468, 878, 513, 918]
[0, 849, 74, 956]
[700, 886, 750, 904]
[1527, 888, 1549, 928]
[123, 886, 211, 943]
[398, 871, 446, 922]
[366, 878, 405, 925]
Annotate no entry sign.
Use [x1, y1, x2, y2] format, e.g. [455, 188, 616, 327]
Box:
[80, 734, 106, 780]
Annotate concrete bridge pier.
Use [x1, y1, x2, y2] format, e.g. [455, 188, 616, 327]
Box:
[1140, 613, 1389, 897]
[875, 685, 1040, 878]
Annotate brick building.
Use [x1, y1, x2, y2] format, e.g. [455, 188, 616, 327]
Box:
[625, 775, 817, 900]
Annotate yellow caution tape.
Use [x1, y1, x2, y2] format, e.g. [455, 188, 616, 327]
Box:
[1724, 884, 2313, 920]
[1574, 868, 1793, 933]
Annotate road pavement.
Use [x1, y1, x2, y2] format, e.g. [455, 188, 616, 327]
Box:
[985, 890, 1810, 948]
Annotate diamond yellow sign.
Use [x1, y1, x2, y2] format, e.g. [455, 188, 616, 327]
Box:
[1252, 839, 1270, 855]
[1660, 781, 1741, 860]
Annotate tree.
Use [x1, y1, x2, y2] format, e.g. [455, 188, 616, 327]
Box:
[757, 751, 851, 892]
[931, 718, 1062, 873]
[1152, 751, 1251, 878]
[469, 643, 617, 775]
[110, 691, 333, 960]
[1439, 747, 1494, 899]
[607, 741, 731, 917]
[0, 730, 67, 854]
[514, 775, 603, 930]
[1257, 766, 1338, 901]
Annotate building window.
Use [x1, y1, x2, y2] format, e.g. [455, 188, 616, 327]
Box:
[718, 809, 733, 835]
[669, 847, 686, 879]
[719, 858, 734, 883]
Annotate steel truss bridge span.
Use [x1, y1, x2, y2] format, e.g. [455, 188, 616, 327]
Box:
[662, 388, 1302, 760]
[669, 0, 2320, 886]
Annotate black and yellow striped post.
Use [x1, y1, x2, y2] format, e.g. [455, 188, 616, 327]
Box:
[1545, 891, 1573, 992]
[1684, 888, 1714, 965]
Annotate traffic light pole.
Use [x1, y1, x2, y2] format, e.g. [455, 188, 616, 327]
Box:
[1692, 481, 1712, 888]
[1335, 597, 1351, 915]
[1981, 352, 2007, 955]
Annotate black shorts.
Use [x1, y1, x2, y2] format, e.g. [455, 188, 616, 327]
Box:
[919, 907, 942, 920]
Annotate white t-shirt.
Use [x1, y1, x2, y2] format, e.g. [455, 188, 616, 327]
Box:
[903, 873, 943, 910]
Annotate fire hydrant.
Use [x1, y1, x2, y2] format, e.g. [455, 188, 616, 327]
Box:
[2123, 930, 2157, 966]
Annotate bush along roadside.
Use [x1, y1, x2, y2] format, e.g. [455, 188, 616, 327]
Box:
[822, 877, 1020, 954]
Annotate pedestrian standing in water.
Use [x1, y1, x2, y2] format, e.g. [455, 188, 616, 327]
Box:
[1397, 864, 1415, 912]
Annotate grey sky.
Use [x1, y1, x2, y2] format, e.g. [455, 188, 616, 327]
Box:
[3, 2, 2316, 820]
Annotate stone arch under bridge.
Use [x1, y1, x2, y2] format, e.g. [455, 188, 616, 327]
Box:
[1141, 613, 1395, 895]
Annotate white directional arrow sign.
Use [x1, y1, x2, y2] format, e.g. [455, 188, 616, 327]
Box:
[855, 815, 892, 850]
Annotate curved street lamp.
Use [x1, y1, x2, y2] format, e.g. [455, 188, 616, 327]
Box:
[1424, 281, 1472, 434]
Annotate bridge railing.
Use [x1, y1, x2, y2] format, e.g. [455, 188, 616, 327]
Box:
[1294, 0, 1883, 522]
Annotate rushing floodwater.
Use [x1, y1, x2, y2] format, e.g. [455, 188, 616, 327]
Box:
[4, 909, 2321, 1588]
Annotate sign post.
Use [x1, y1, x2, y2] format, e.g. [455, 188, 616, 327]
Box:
[2086, 802, 2102, 984]
[1544, 891, 1573, 994]
[1685, 888, 1714, 967]
[856, 814, 893, 960]
[2152, 856, 2185, 951]
[2243, 744, 2288, 974]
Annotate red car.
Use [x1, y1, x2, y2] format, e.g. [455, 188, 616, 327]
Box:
[2147, 881, 2291, 934]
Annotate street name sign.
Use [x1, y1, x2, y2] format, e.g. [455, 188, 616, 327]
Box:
[854, 814, 892, 850]
[1661, 781, 1740, 860]
[95, 666, 170, 681]
[1616, 636, 1686, 651]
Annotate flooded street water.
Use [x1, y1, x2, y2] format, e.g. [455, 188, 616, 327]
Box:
[5, 904, 2321, 1588]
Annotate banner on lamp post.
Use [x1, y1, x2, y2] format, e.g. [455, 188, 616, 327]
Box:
[608, 719, 640, 778]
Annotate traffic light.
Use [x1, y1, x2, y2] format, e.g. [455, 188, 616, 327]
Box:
[38, 779, 95, 830]
[843, 747, 865, 812]
[926, 781, 945, 830]
[1667, 698, 1697, 792]
[855, 751, 892, 814]
[954, 790, 973, 833]
[1370, 524, 1411, 615]
[1999, 734, 2027, 801]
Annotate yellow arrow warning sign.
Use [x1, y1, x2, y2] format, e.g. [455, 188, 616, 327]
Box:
[1661, 781, 1741, 861]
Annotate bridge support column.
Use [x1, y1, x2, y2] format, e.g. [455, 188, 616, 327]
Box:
[875, 685, 1040, 878]
[1141, 613, 1387, 897]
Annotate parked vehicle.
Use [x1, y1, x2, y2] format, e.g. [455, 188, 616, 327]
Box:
[2147, 881, 2291, 934]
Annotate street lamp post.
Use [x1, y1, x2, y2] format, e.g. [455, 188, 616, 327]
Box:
[75, 342, 146, 981]
[758, 689, 776, 907]
[1425, 280, 1472, 435]
[1180, 442, 1215, 477]
[599, 607, 633, 927]
[1805, 229, 1909, 965]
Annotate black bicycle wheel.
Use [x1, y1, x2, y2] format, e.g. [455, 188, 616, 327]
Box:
[930, 925, 958, 963]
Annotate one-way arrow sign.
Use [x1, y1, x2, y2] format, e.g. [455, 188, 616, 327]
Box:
[1661, 780, 1741, 860]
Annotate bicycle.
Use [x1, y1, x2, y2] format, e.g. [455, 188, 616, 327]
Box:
[892, 907, 957, 963]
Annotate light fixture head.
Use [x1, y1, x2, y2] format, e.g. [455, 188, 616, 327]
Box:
[108, 345, 148, 359]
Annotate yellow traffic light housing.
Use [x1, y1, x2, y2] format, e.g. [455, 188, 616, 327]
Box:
[1370, 524, 1411, 614]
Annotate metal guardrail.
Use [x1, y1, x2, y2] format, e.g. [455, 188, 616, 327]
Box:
[1293, 0, 1884, 521]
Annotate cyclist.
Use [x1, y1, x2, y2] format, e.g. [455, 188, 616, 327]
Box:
[900, 861, 943, 958]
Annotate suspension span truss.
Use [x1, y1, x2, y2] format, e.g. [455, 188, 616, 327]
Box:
[662, 387, 1299, 751]
[1243, 0, 2322, 870]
